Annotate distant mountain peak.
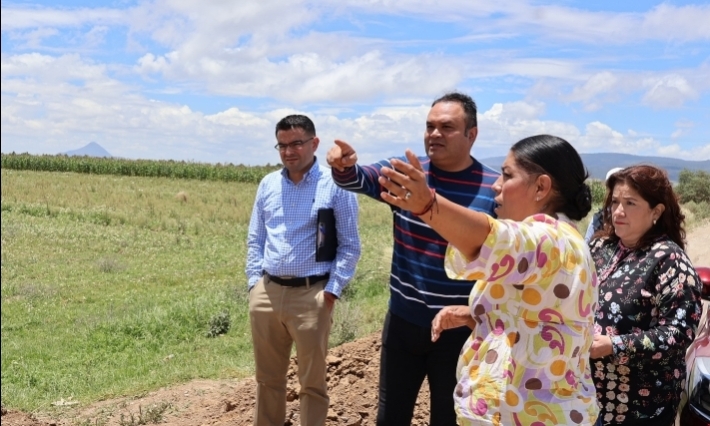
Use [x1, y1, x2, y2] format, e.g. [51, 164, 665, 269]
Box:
[64, 142, 112, 158]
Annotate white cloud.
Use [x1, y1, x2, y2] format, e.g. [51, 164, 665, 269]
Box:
[576, 122, 659, 154]
[480, 101, 578, 148]
[1, 53, 107, 81]
[82, 25, 110, 48]
[137, 49, 462, 103]
[0, 6, 125, 31]
[500, 3, 710, 44]
[641, 3, 710, 43]
[657, 143, 710, 161]
[2, 62, 707, 164]
[566, 71, 619, 109]
[552, 68, 709, 111]
[641, 74, 698, 108]
[9, 27, 59, 49]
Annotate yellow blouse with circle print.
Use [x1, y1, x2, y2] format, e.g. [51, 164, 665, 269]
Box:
[445, 213, 599, 426]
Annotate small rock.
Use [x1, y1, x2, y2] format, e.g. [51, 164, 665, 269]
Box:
[326, 355, 342, 366]
[326, 409, 338, 420]
[286, 388, 298, 402]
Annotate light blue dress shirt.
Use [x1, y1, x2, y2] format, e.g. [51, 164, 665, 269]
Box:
[246, 160, 360, 297]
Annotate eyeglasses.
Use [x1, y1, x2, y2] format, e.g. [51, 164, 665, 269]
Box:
[274, 137, 314, 151]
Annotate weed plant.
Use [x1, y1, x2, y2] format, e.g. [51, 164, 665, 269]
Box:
[117, 402, 171, 425]
[205, 311, 231, 338]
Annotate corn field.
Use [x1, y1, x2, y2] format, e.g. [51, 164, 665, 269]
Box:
[0, 153, 280, 183]
[1, 152, 611, 203]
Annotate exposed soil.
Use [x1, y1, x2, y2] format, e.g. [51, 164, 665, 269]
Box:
[0, 333, 431, 426]
[3, 221, 707, 426]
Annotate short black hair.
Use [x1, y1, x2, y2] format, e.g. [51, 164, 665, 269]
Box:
[431, 92, 478, 130]
[275, 115, 316, 137]
[511, 134, 592, 221]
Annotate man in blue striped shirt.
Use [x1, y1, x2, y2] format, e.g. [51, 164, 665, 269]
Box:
[327, 93, 499, 426]
[246, 115, 361, 426]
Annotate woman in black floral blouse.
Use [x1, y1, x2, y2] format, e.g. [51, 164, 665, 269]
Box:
[588, 165, 703, 426]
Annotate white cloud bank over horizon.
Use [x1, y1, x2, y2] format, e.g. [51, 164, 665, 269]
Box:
[2, 0, 709, 163]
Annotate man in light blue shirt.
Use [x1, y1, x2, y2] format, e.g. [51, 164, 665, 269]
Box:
[246, 114, 361, 426]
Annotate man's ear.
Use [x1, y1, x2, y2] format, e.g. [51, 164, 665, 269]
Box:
[311, 136, 320, 151]
[467, 127, 478, 145]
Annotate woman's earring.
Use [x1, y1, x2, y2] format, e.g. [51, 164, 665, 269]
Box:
[653, 219, 657, 225]
[535, 197, 540, 202]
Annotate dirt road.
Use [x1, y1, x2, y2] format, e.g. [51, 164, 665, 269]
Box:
[686, 221, 710, 267]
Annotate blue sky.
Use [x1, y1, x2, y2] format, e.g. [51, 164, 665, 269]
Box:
[2, 0, 709, 165]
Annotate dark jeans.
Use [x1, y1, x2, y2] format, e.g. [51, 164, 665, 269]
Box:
[376, 310, 471, 426]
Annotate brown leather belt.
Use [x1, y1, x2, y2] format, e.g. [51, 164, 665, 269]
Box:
[264, 272, 330, 287]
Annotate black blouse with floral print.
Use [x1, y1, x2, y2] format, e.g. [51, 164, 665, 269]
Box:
[589, 236, 702, 425]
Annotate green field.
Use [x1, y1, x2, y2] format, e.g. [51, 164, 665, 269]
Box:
[0, 169, 394, 412]
[2, 166, 705, 414]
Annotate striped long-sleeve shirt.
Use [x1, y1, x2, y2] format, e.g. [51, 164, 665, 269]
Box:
[332, 155, 499, 327]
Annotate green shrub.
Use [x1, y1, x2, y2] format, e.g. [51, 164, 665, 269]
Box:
[588, 179, 607, 205]
[683, 201, 710, 224]
[205, 311, 231, 338]
[676, 169, 710, 204]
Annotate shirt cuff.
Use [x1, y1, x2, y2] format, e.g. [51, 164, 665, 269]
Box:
[324, 280, 343, 298]
[247, 275, 260, 289]
[611, 335, 624, 358]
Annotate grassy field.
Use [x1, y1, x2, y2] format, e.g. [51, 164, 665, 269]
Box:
[1, 168, 705, 414]
[0, 169, 394, 412]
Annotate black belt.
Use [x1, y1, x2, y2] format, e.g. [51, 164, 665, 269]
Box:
[264, 272, 330, 287]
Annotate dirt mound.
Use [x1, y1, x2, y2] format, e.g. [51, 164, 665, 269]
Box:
[2, 332, 432, 426]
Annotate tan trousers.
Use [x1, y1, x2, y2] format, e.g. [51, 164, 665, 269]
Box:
[249, 275, 333, 426]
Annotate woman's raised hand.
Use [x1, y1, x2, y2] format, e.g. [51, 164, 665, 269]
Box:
[379, 149, 432, 213]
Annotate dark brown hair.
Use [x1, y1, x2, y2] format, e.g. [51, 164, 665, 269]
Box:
[598, 165, 686, 249]
[275, 114, 315, 137]
[431, 92, 478, 131]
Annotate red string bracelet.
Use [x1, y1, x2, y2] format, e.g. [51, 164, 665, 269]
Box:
[412, 188, 437, 218]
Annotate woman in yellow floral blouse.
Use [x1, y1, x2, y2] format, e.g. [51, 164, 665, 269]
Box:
[377, 134, 599, 425]
[588, 165, 702, 426]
